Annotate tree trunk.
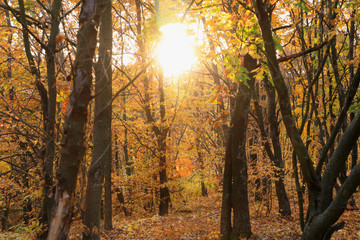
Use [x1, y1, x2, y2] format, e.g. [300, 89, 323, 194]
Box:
[158, 72, 170, 216]
[264, 79, 291, 216]
[42, 0, 62, 235]
[104, 144, 113, 230]
[83, 0, 112, 238]
[220, 54, 255, 239]
[196, 139, 208, 197]
[47, 0, 104, 238]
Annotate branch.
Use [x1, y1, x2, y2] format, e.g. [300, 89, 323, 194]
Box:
[4, 0, 48, 50]
[95, 60, 153, 119]
[278, 40, 328, 62]
[272, 24, 292, 32]
[316, 65, 360, 174]
[61, 0, 81, 20]
[0, 4, 47, 28]
[0, 94, 48, 137]
[180, 0, 196, 22]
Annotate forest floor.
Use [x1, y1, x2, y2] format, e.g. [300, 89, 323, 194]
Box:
[69, 191, 359, 240]
[1, 191, 359, 239]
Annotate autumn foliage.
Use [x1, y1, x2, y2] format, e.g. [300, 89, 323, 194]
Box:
[0, 0, 360, 239]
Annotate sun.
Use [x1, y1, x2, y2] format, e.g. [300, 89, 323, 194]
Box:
[157, 23, 197, 77]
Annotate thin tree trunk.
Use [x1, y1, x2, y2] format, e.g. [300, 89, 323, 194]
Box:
[292, 152, 304, 230]
[2, 10, 12, 232]
[348, 10, 357, 171]
[83, 0, 113, 238]
[264, 78, 291, 216]
[158, 71, 170, 216]
[196, 139, 208, 197]
[104, 143, 113, 230]
[42, 0, 62, 235]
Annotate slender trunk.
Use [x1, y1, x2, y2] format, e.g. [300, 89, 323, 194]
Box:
[158, 72, 170, 216]
[2, 10, 12, 232]
[16, 0, 56, 236]
[102, 0, 113, 231]
[196, 139, 208, 197]
[42, 0, 62, 235]
[83, 0, 112, 238]
[104, 144, 113, 230]
[292, 152, 304, 230]
[123, 99, 133, 176]
[348, 11, 357, 171]
[264, 79, 291, 216]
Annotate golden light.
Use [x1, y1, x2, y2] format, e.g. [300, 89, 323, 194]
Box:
[157, 23, 197, 77]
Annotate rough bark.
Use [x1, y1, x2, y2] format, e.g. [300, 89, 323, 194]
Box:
[220, 54, 255, 239]
[47, 0, 104, 238]
[83, 0, 112, 238]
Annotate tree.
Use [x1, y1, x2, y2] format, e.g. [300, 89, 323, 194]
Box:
[252, 0, 360, 238]
[4, 0, 62, 235]
[251, 76, 291, 216]
[47, 0, 106, 238]
[41, 0, 62, 235]
[221, 54, 256, 239]
[83, 0, 113, 238]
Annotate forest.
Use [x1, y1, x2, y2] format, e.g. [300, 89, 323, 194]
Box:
[0, 0, 360, 239]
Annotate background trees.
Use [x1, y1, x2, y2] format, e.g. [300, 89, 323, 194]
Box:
[0, 0, 359, 239]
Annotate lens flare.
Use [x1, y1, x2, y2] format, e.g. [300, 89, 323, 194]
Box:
[157, 23, 197, 77]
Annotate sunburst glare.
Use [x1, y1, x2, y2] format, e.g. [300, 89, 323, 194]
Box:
[157, 23, 197, 77]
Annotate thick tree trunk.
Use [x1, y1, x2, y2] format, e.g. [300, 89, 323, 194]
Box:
[83, 0, 112, 238]
[220, 54, 255, 239]
[47, 0, 104, 238]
